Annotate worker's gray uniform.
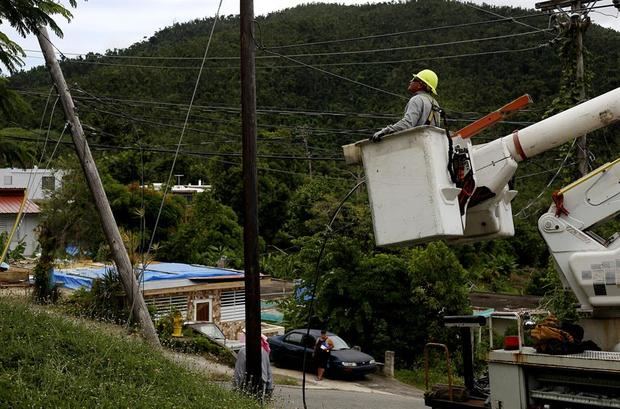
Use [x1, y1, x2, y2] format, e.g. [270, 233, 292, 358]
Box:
[379, 91, 440, 134]
[233, 347, 273, 395]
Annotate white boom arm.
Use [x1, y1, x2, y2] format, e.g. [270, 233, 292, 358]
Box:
[460, 87, 620, 242]
[538, 158, 620, 315]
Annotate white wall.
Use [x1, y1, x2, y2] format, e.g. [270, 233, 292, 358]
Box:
[0, 213, 39, 256]
[0, 168, 64, 201]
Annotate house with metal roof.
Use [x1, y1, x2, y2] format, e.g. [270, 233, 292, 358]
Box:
[53, 261, 269, 340]
[0, 188, 41, 255]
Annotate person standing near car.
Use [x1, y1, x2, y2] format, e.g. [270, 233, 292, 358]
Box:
[313, 330, 334, 381]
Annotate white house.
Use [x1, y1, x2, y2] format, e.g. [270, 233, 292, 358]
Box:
[0, 188, 40, 256]
[0, 168, 63, 201]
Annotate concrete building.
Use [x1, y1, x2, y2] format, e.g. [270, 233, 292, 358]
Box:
[0, 188, 41, 256]
[0, 168, 63, 201]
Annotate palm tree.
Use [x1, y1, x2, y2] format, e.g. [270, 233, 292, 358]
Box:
[0, 1, 78, 166]
[0, 0, 78, 74]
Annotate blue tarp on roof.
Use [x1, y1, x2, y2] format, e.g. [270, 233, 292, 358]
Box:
[53, 263, 244, 290]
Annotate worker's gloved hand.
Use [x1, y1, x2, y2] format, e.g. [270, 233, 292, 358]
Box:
[370, 128, 389, 143]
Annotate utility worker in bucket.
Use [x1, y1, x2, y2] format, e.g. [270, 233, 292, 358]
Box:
[370, 69, 441, 142]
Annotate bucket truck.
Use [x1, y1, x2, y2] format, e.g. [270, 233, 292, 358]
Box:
[342, 87, 620, 408]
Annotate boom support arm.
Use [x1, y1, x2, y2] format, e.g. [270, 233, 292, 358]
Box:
[539, 158, 620, 315]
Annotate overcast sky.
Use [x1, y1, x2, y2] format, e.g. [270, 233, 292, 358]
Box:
[5, 0, 619, 71]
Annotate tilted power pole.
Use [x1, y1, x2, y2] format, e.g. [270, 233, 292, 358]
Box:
[36, 26, 160, 348]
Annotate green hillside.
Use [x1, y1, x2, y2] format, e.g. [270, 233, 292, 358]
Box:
[0, 298, 259, 409]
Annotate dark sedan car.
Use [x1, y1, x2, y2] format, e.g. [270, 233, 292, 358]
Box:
[268, 329, 376, 378]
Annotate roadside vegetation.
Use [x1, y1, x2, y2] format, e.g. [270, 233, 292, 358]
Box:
[0, 297, 260, 409]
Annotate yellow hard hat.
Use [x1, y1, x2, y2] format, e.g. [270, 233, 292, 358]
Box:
[412, 69, 438, 95]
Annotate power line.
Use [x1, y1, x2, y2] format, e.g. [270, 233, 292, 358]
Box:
[20, 13, 551, 61]
[460, 1, 555, 34]
[267, 13, 550, 49]
[16, 88, 538, 134]
[256, 43, 550, 68]
[2, 133, 345, 161]
[260, 46, 408, 100]
[14, 89, 398, 119]
[23, 39, 551, 71]
[265, 29, 551, 58]
[515, 139, 577, 218]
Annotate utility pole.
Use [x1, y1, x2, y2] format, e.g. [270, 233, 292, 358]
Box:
[240, 0, 262, 393]
[536, 0, 595, 177]
[36, 26, 160, 348]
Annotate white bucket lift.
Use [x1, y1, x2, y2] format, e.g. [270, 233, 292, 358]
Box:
[344, 87, 620, 247]
[345, 126, 464, 246]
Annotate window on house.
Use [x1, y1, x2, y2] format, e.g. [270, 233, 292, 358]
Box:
[41, 176, 55, 191]
[3, 176, 12, 185]
[220, 290, 245, 322]
[145, 295, 189, 319]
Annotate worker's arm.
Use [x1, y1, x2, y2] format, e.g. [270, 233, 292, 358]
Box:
[371, 96, 425, 142]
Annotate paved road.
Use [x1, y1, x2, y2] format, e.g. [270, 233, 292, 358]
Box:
[169, 349, 428, 408]
[269, 369, 426, 409]
[272, 385, 427, 409]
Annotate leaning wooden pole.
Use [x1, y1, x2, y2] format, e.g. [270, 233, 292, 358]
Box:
[36, 26, 160, 348]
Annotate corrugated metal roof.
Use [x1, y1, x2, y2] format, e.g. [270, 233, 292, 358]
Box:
[0, 194, 41, 214]
[53, 262, 246, 291]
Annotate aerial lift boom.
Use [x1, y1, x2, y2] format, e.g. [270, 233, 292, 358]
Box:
[343, 87, 620, 246]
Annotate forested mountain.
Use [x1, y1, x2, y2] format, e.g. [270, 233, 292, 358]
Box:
[3, 0, 620, 365]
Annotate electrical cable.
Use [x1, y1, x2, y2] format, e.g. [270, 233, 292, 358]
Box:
[24, 91, 58, 204]
[260, 47, 407, 100]
[120, 0, 223, 327]
[256, 43, 549, 68]
[267, 12, 550, 49]
[19, 13, 550, 60]
[515, 139, 577, 218]
[300, 179, 366, 409]
[514, 161, 577, 180]
[266, 29, 551, 58]
[22, 32, 552, 70]
[460, 1, 555, 35]
[27, 123, 68, 201]
[23, 40, 549, 70]
[13, 89, 530, 121]
[0, 133, 345, 161]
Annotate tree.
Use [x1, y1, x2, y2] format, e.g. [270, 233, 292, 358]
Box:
[0, 0, 77, 74]
[0, 134, 33, 167]
[0, 77, 31, 122]
[160, 191, 244, 268]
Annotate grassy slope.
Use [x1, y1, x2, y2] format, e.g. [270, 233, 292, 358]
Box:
[0, 298, 260, 409]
